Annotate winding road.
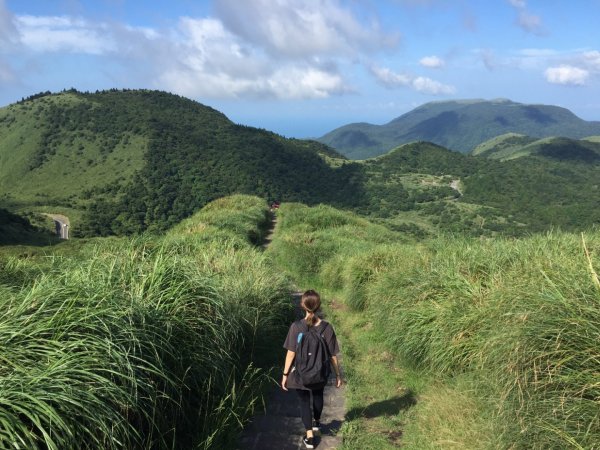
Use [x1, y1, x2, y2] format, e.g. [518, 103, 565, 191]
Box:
[44, 214, 70, 239]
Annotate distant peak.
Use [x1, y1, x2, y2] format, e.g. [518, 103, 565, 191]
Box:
[422, 98, 517, 106]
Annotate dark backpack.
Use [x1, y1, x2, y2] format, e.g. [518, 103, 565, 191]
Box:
[294, 320, 331, 387]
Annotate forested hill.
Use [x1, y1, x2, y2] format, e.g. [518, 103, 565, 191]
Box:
[318, 99, 600, 159]
[0, 89, 364, 235]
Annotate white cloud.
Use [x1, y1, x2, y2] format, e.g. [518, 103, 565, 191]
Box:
[545, 65, 589, 86]
[155, 16, 350, 99]
[15, 15, 116, 54]
[0, 0, 399, 101]
[370, 65, 455, 95]
[214, 0, 398, 59]
[538, 49, 600, 86]
[419, 55, 445, 68]
[412, 76, 456, 94]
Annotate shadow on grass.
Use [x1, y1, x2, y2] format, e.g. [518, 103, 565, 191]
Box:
[346, 390, 417, 420]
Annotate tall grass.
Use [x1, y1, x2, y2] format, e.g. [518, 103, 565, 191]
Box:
[270, 202, 600, 449]
[0, 195, 292, 449]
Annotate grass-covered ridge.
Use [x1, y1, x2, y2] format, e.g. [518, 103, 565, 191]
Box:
[473, 133, 600, 162]
[0, 195, 293, 449]
[268, 202, 600, 449]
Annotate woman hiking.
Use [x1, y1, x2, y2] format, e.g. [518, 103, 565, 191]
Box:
[281, 290, 342, 449]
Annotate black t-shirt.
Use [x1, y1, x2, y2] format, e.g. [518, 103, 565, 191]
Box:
[283, 319, 340, 390]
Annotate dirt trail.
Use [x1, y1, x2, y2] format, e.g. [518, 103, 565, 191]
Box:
[261, 212, 277, 249]
[240, 216, 346, 449]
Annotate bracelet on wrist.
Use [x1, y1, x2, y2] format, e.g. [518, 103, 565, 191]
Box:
[283, 372, 289, 376]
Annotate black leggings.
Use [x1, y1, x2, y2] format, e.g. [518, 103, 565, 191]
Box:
[296, 388, 324, 430]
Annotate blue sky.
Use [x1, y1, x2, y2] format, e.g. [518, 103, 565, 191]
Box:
[1, 0, 599, 137]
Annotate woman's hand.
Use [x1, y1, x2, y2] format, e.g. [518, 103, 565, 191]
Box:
[281, 374, 288, 391]
[335, 374, 343, 388]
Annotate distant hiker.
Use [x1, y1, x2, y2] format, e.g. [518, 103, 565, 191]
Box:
[281, 290, 342, 449]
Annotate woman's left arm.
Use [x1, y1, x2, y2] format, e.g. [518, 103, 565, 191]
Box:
[281, 350, 295, 391]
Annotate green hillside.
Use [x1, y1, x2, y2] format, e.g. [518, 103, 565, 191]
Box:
[318, 99, 600, 159]
[474, 134, 600, 162]
[360, 141, 600, 234]
[0, 90, 148, 209]
[0, 89, 363, 235]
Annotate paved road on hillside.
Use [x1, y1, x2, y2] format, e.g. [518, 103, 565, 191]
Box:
[44, 214, 70, 239]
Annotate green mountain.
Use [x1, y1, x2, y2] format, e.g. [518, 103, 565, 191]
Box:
[318, 99, 600, 159]
[0, 89, 364, 235]
[473, 134, 600, 162]
[471, 133, 537, 158]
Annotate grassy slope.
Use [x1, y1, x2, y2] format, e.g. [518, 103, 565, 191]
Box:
[0, 195, 293, 449]
[471, 132, 537, 158]
[474, 134, 600, 162]
[268, 202, 600, 449]
[0, 93, 147, 207]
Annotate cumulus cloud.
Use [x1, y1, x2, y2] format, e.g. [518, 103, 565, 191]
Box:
[0, 0, 400, 100]
[153, 16, 350, 99]
[419, 55, 445, 68]
[214, 0, 398, 58]
[370, 66, 412, 87]
[540, 49, 600, 86]
[545, 65, 589, 86]
[370, 65, 455, 95]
